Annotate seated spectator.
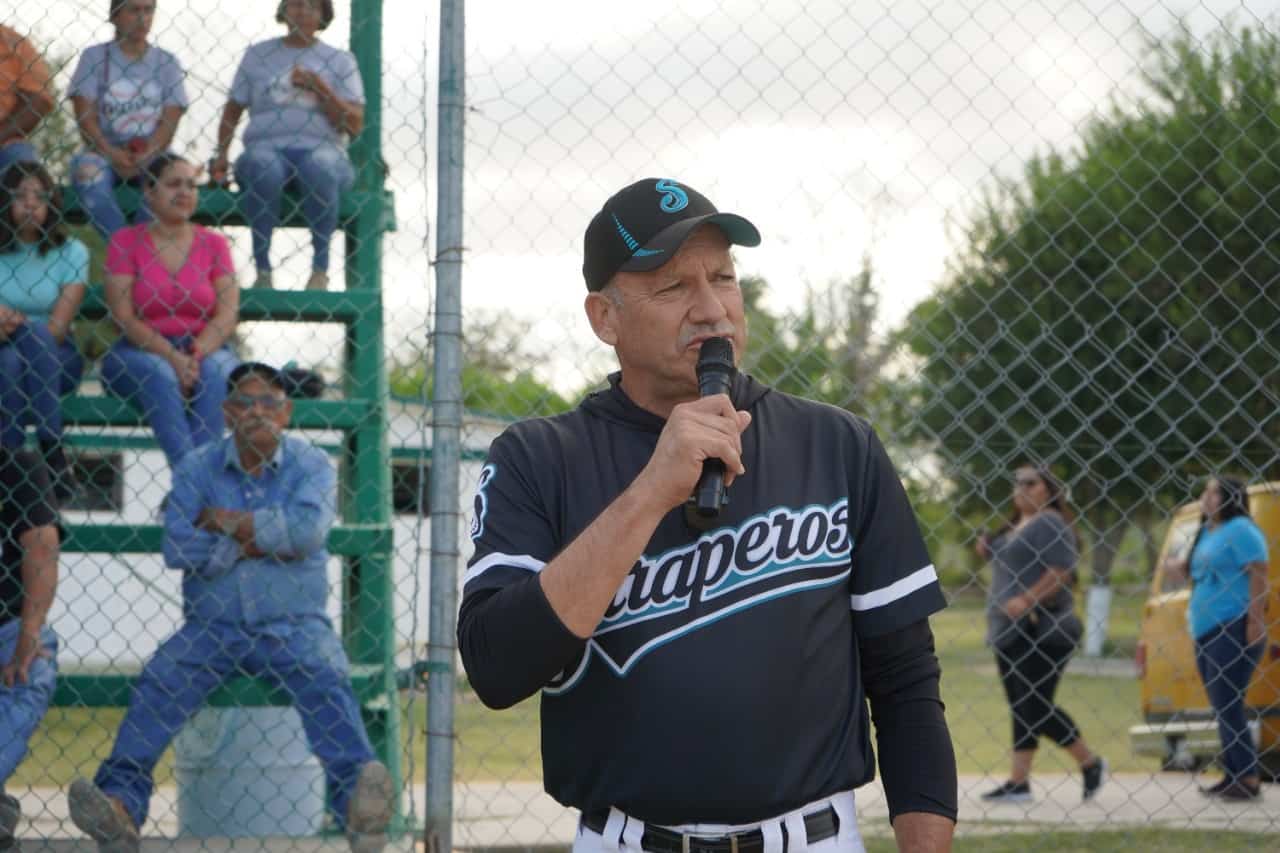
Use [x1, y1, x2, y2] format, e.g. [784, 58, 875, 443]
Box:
[0, 161, 87, 500]
[100, 154, 239, 469]
[68, 362, 394, 853]
[68, 0, 188, 240]
[0, 448, 61, 851]
[0, 25, 54, 176]
[212, 0, 364, 291]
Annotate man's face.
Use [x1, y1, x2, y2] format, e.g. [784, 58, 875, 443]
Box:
[589, 225, 747, 406]
[224, 375, 291, 445]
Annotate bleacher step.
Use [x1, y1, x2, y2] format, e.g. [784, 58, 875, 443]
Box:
[63, 396, 376, 430]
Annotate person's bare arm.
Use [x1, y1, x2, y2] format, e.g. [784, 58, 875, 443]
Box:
[142, 104, 185, 160]
[192, 273, 239, 358]
[46, 283, 87, 345]
[892, 812, 954, 853]
[71, 94, 137, 178]
[1246, 560, 1269, 647]
[0, 524, 58, 687]
[209, 100, 245, 178]
[1003, 566, 1071, 620]
[0, 88, 54, 144]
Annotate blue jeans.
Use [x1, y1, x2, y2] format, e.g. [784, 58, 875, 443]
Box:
[69, 151, 153, 241]
[0, 619, 59, 785]
[1194, 616, 1263, 781]
[94, 618, 376, 829]
[235, 144, 354, 274]
[0, 322, 84, 447]
[99, 337, 239, 468]
[0, 141, 38, 176]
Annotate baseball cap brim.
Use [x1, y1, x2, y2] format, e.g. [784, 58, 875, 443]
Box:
[616, 212, 761, 273]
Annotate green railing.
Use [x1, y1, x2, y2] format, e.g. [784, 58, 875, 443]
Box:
[47, 0, 407, 834]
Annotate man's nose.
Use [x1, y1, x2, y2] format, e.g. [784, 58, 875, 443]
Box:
[686, 276, 728, 323]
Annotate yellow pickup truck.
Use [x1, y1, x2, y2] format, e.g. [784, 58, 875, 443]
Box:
[1129, 482, 1280, 778]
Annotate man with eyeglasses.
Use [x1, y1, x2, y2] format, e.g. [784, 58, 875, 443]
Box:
[69, 362, 394, 853]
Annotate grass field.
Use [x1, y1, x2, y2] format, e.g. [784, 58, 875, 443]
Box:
[13, 588, 1154, 788]
[866, 831, 1279, 852]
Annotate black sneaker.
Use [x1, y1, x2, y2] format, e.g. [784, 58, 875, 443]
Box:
[980, 780, 1032, 803]
[1216, 780, 1262, 802]
[1082, 756, 1108, 801]
[0, 792, 19, 852]
[1199, 777, 1232, 796]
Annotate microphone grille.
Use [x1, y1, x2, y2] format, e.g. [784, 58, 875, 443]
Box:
[697, 337, 735, 373]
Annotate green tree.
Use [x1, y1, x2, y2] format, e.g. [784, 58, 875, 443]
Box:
[390, 314, 573, 419]
[901, 22, 1280, 586]
[739, 258, 893, 415]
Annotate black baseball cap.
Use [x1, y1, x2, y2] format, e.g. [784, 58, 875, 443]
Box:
[226, 361, 286, 394]
[582, 178, 761, 291]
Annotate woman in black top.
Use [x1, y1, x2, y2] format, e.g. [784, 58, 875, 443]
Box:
[978, 464, 1107, 803]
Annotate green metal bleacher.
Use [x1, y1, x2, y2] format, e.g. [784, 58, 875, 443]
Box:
[45, 0, 407, 829]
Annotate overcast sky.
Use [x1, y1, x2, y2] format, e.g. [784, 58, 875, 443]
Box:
[24, 0, 1280, 390]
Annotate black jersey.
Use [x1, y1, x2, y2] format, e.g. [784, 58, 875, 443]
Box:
[458, 372, 945, 825]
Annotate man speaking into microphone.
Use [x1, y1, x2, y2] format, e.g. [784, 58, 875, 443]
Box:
[457, 178, 957, 853]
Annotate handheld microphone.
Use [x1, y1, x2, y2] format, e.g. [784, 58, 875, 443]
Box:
[690, 337, 736, 519]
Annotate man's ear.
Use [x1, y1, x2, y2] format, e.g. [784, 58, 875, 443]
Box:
[584, 291, 619, 346]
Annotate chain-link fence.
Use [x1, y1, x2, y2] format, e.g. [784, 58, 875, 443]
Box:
[3, 0, 1280, 850]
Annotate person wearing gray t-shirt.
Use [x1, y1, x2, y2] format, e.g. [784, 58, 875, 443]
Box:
[211, 0, 365, 292]
[67, 0, 189, 240]
[977, 464, 1108, 805]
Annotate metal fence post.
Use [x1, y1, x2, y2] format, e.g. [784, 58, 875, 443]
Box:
[426, 0, 466, 850]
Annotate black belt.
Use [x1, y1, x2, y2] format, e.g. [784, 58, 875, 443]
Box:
[581, 805, 839, 853]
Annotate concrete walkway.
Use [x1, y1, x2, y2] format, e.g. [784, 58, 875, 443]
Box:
[9, 773, 1277, 850]
[453, 773, 1278, 848]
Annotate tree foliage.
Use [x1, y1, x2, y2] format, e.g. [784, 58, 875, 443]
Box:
[901, 23, 1280, 581]
[739, 259, 892, 416]
[389, 314, 573, 419]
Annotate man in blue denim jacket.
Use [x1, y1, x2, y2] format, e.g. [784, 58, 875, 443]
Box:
[69, 362, 393, 853]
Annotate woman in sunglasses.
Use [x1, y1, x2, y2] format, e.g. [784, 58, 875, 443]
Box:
[100, 153, 240, 468]
[977, 464, 1107, 804]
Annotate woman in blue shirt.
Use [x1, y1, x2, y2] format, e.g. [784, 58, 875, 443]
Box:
[0, 161, 87, 500]
[1166, 476, 1270, 800]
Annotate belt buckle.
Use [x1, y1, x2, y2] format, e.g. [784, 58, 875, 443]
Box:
[680, 832, 739, 853]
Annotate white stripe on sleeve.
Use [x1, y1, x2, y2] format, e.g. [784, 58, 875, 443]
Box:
[849, 564, 938, 612]
[464, 552, 548, 586]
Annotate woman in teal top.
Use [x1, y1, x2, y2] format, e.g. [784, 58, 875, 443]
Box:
[1166, 476, 1270, 800]
[0, 161, 88, 499]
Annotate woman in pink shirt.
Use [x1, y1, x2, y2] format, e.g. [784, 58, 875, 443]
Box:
[100, 153, 241, 466]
